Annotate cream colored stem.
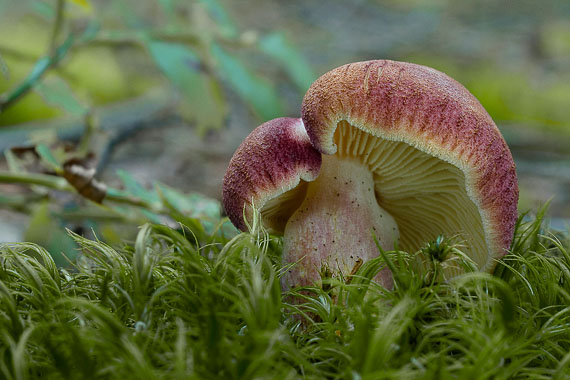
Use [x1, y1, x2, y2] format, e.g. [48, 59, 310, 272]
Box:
[281, 154, 399, 290]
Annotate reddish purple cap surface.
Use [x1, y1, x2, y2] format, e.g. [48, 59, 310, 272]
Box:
[223, 117, 321, 231]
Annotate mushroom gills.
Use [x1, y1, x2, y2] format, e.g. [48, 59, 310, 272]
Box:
[335, 120, 487, 276]
[263, 120, 488, 286]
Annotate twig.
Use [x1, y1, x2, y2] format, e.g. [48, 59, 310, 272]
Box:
[104, 188, 163, 213]
[77, 112, 99, 156]
[0, 171, 71, 191]
[76, 30, 199, 48]
[0, 20, 247, 114]
[0, 89, 176, 152]
[0, 36, 74, 113]
[0, 171, 167, 215]
[0, 0, 72, 113]
[49, 0, 66, 56]
[74, 28, 251, 50]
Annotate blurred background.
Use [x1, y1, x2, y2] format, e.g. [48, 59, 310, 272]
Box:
[0, 0, 569, 262]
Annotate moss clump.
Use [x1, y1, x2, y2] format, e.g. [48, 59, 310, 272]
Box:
[0, 207, 569, 379]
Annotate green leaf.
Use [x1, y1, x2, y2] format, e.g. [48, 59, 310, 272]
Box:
[147, 40, 226, 134]
[35, 76, 88, 117]
[198, 0, 237, 37]
[155, 182, 222, 235]
[36, 144, 62, 172]
[259, 32, 315, 92]
[211, 43, 283, 121]
[116, 169, 159, 205]
[116, 169, 162, 223]
[155, 182, 220, 221]
[4, 150, 24, 173]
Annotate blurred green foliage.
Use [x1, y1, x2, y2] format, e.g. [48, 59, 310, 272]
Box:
[0, 0, 314, 259]
[406, 54, 570, 133]
[0, 0, 314, 129]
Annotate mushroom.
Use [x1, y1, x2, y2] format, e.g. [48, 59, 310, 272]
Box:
[223, 60, 518, 291]
[223, 117, 322, 233]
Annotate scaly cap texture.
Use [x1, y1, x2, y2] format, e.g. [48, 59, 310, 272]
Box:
[301, 60, 518, 270]
[223, 117, 322, 231]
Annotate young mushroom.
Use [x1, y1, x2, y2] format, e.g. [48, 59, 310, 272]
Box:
[223, 117, 322, 233]
[223, 60, 518, 291]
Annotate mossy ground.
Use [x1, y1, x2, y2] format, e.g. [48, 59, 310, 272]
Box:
[0, 207, 569, 379]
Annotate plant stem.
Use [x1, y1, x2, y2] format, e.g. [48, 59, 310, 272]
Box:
[0, 171, 71, 191]
[0, 0, 72, 113]
[105, 188, 165, 213]
[0, 22, 245, 114]
[0, 171, 166, 214]
[0, 36, 74, 113]
[49, 0, 66, 56]
[75, 29, 249, 50]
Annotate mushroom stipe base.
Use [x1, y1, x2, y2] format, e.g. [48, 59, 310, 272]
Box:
[281, 154, 398, 290]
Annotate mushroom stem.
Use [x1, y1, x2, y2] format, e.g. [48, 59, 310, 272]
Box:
[281, 154, 399, 290]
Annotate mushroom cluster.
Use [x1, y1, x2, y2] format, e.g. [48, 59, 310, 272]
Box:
[223, 60, 518, 291]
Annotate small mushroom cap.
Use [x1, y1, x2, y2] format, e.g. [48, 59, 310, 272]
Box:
[301, 60, 518, 274]
[223, 117, 321, 231]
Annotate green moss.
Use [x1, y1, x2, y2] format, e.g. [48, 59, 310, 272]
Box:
[0, 207, 569, 378]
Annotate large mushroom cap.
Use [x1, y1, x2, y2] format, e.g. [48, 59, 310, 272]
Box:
[301, 60, 518, 276]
